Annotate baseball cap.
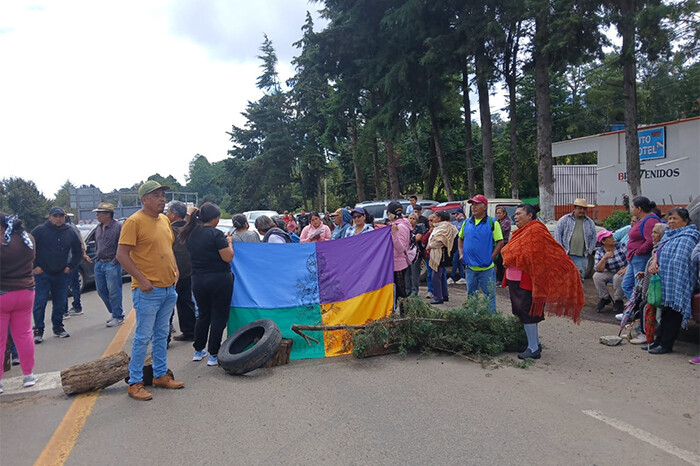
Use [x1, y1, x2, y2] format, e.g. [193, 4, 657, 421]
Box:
[49, 206, 66, 216]
[386, 201, 403, 216]
[351, 207, 366, 216]
[331, 208, 343, 216]
[413, 204, 423, 211]
[92, 202, 115, 213]
[467, 194, 488, 205]
[138, 180, 169, 198]
[596, 229, 613, 243]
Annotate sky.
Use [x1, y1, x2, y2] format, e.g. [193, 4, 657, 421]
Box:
[0, 1, 504, 199]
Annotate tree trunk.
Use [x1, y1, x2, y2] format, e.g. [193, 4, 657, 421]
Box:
[534, 15, 555, 222]
[61, 351, 130, 395]
[383, 139, 401, 199]
[462, 66, 476, 198]
[350, 122, 366, 202]
[505, 22, 521, 199]
[619, 2, 641, 197]
[476, 49, 495, 198]
[371, 136, 382, 199]
[425, 135, 439, 200]
[428, 104, 455, 201]
[262, 338, 293, 368]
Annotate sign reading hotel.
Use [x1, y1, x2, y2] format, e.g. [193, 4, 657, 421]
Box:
[638, 127, 665, 160]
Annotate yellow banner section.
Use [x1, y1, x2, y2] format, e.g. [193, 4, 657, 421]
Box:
[320, 283, 394, 357]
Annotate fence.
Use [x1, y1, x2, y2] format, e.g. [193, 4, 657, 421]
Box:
[554, 165, 597, 219]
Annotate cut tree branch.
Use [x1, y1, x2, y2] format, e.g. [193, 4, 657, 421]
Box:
[291, 318, 452, 346]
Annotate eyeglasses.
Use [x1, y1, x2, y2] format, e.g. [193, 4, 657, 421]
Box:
[352, 214, 364, 219]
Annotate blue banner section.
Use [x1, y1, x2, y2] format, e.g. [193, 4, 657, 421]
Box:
[231, 242, 319, 309]
[639, 127, 665, 160]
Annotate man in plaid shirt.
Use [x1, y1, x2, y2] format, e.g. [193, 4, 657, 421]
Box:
[593, 229, 628, 312]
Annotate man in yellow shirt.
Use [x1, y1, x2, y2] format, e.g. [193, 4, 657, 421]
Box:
[116, 180, 184, 401]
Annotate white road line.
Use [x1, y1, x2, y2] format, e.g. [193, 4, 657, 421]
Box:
[1, 371, 62, 396]
[583, 409, 700, 466]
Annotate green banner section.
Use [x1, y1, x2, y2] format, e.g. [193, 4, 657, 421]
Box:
[228, 305, 326, 360]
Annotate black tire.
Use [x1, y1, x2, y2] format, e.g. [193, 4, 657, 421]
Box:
[78, 268, 86, 292]
[218, 319, 282, 375]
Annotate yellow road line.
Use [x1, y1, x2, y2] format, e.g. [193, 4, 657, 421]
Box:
[34, 310, 136, 466]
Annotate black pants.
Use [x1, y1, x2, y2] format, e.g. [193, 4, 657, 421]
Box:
[431, 266, 448, 302]
[193, 272, 234, 356]
[394, 269, 407, 299]
[654, 305, 683, 351]
[175, 275, 196, 337]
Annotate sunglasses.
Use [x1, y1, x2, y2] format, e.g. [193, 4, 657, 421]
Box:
[352, 214, 364, 219]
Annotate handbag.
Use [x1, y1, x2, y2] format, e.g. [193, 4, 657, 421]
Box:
[647, 274, 662, 307]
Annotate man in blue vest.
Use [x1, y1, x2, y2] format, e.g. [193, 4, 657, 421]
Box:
[457, 195, 504, 312]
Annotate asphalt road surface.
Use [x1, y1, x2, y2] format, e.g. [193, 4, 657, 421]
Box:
[1, 281, 699, 465]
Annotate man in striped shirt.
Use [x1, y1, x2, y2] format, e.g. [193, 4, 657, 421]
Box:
[593, 229, 628, 312]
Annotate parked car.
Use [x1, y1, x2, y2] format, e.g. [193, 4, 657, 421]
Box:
[242, 210, 279, 237]
[355, 199, 436, 225]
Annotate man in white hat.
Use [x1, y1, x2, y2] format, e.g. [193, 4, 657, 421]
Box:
[92, 202, 124, 327]
[554, 198, 597, 282]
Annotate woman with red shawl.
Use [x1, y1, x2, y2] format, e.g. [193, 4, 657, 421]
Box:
[501, 204, 585, 360]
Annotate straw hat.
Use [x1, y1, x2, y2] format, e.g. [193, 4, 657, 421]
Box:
[572, 198, 594, 208]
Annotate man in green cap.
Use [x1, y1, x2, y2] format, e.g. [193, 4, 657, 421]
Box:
[117, 180, 185, 400]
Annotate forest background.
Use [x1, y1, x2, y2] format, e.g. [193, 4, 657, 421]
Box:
[2, 0, 698, 229]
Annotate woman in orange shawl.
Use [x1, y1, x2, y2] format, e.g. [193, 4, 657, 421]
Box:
[501, 204, 585, 360]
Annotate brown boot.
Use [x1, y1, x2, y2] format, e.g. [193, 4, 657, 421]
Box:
[128, 382, 153, 401]
[153, 373, 185, 389]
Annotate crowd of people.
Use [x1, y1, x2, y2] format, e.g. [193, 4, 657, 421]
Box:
[1, 182, 699, 397]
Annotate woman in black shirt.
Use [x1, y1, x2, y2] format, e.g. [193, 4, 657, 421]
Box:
[178, 203, 234, 367]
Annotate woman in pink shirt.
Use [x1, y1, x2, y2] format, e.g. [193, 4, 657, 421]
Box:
[622, 196, 661, 300]
[299, 212, 331, 243]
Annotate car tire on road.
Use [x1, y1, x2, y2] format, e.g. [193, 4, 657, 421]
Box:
[218, 319, 282, 375]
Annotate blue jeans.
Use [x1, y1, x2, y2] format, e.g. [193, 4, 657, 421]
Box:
[568, 255, 588, 284]
[128, 286, 178, 384]
[425, 256, 433, 293]
[451, 253, 465, 281]
[32, 272, 69, 333]
[94, 261, 124, 319]
[465, 267, 497, 313]
[622, 254, 650, 300]
[68, 266, 82, 311]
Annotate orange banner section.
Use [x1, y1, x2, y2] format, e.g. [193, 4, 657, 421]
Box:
[320, 283, 394, 357]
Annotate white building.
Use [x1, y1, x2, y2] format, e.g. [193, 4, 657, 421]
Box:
[552, 116, 700, 220]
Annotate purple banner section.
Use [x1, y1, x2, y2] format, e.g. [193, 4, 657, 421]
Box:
[316, 226, 394, 304]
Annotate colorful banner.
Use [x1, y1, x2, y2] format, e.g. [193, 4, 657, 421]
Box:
[228, 227, 395, 359]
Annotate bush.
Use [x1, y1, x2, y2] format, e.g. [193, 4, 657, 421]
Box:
[351, 294, 527, 360]
[602, 209, 632, 232]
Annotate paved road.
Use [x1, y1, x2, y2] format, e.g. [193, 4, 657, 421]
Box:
[1, 281, 699, 465]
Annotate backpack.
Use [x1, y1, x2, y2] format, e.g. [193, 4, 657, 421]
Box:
[637, 214, 661, 241]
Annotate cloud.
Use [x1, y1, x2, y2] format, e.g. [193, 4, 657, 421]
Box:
[167, 0, 326, 63]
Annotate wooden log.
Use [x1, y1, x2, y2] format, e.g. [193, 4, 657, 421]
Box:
[262, 338, 293, 368]
[61, 351, 130, 395]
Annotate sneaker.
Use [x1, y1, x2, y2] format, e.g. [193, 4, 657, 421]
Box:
[447, 278, 455, 285]
[456, 278, 466, 285]
[426, 292, 433, 299]
[630, 334, 647, 345]
[33, 329, 43, 344]
[0, 382, 3, 394]
[596, 297, 611, 312]
[54, 328, 70, 338]
[193, 349, 208, 361]
[207, 355, 218, 366]
[23, 374, 38, 388]
[106, 317, 124, 327]
[517, 348, 542, 360]
[689, 356, 700, 365]
[615, 313, 624, 322]
[11, 355, 20, 366]
[62, 313, 71, 320]
[67, 308, 84, 316]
